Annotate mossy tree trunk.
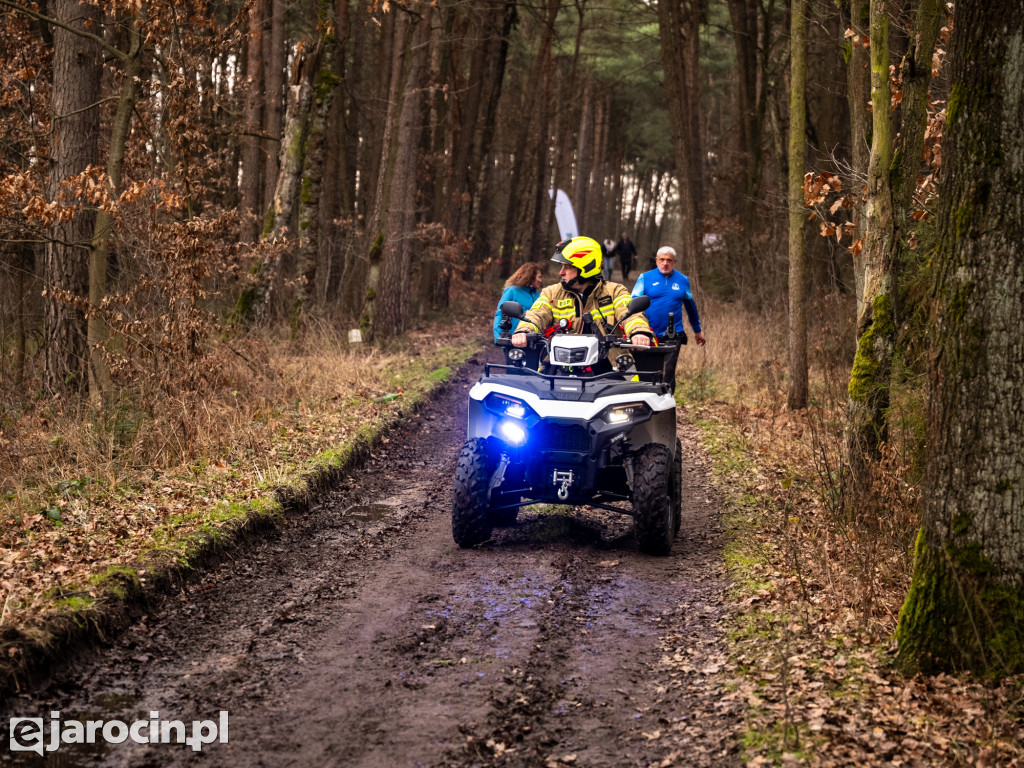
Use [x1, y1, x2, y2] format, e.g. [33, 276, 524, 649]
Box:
[296, 1, 339, 331]
[841, 0, 870, 316]
[233, 43, 319, 328]
[844, 0, 894, 485]
[786, 0, 808, 411]
[896, 0, 1024, 676]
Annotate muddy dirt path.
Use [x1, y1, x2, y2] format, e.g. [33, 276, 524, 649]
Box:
[2, 355, 738, 767]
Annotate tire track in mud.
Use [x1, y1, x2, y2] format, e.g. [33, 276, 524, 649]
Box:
[1, 354, 739, 768]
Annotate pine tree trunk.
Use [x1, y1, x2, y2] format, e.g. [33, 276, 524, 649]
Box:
[262, 0, 286, 220]
[657, 0, 703, 279]
[240, 0, 265, 244]
[499, 0, 559, 278]
[375, 6, 432, 338]
[468, 0, 515, 271]
[787, 0, 808, 410]
[297, 3, 339, 327]
[44, 0, 101, 395]
[87, 17, 142, 407]
[896, 0, 1024, 676]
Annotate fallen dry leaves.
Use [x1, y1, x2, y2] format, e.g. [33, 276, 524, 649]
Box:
[688, 401, 1024, 767]
[0, 287, 493, 640]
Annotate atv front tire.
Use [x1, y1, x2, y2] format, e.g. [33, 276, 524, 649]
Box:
[452, 439, 495, 547]
[633, 443, 675, 556]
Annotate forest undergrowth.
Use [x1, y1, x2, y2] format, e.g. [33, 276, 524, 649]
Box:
[0, 278, 492, 641]
[678, 296, 1024, 766]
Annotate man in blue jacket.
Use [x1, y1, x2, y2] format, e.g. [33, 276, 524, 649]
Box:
[631, 245, 706, 392]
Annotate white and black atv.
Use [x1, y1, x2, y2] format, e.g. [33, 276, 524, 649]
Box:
[451, 297, 682, 555]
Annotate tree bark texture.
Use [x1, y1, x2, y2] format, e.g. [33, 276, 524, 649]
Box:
[377, 4, 433, 338]
[240, 0, 265, 244]
[87, 17, 143, 405]
[467, 0, 515, 270]
[890, 0, 942, 228]
[844, 0, 894, 478]
[498, 0, 559, 278]
[44, 0, 101, 395]
[297, 28, 338, 324]
[262, 0, 286, 221]
[896, 0, 1024, 676]
[657, 0, 702, 280]
[787, 0, 808, 411]
[842, 0, 871, 315]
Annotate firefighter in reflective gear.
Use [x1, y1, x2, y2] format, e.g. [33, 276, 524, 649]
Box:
[512, 236, 653, 348]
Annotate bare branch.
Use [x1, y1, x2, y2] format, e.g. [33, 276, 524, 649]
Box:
[0, 0, 129, 63]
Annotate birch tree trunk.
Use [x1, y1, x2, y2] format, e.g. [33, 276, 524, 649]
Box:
[896, 0, 1024, 676]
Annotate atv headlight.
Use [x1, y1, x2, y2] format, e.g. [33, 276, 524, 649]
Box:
[484, 393, 533, 420]
[498, 419, 528, 446]
[600, 402, 650, 425]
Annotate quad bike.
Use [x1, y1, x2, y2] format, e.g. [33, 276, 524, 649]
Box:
[451, 297, 683, 555]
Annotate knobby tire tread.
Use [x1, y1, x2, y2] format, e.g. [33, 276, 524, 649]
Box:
[633, 443, 674, 556]
[452, 439, 494, 547]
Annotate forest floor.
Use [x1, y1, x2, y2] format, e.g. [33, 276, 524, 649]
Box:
[1, 289, 1021, 766]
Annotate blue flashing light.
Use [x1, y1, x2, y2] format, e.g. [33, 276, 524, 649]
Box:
[498, 420, 527, 446]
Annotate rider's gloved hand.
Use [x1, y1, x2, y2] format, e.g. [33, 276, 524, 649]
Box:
[512, 332, 528, 348]
[630, 334, 651, 347]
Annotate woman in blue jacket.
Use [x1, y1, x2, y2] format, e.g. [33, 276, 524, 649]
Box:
[493, 262, 544, 341]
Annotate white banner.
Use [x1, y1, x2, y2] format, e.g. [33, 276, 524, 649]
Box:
[548, 189, 578, 241]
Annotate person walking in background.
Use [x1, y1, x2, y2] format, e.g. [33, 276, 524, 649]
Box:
[631, 245, 706, 392]
[493, 262, 544, 341]
[602, 238, 616, 281]
[612, 232, 637, 280]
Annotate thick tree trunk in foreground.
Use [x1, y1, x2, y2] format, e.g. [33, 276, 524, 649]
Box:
[787, 0, 808, 411]
[44, 0, 101, 395]
[896, 0, 1024, 676]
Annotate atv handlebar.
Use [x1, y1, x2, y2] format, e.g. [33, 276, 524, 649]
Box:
[495, 333, 542, 348]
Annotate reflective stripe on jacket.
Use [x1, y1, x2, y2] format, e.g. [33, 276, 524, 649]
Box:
[515, 279, 652, 338]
